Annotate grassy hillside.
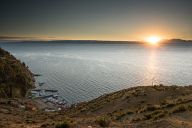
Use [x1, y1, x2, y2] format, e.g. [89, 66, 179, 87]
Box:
[0, 85, 192, 128]
[0, 47, 35, 98]
[66, 85, 192, 127]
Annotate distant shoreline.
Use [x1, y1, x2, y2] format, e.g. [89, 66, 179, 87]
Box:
[0, 38, 192, 44]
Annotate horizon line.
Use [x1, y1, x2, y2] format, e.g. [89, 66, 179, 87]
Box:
[0, 36, 192, 42]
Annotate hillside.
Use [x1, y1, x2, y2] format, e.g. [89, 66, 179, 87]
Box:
[0, 85, 192, 128]
[0, 47, 35, 97]
[68, 85, 192, 127]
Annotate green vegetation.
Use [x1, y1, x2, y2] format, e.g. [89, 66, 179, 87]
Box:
[0, 48, 34, 97]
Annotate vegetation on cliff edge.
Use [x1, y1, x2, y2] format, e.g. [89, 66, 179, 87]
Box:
[0, 47, 34, 98]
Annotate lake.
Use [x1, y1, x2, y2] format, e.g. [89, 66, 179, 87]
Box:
[0, 41, 192, 104]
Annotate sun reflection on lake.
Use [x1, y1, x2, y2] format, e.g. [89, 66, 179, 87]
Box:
[146, 49, 159, 85]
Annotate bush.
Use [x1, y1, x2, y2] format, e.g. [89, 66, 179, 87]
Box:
[171, 105, 187, 113]
[188, 105, 192, 111]
[144, 110, 167, 120]
[55, 120, 74, 128]
[153, 112, 166, 120]
[138, 105, 160, 113]
[96, 116, 110, 127]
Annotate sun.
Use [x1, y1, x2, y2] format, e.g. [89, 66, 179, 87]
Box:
[145, 36, 162, 45]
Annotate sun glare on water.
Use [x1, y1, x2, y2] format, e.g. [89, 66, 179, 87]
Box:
[146, 36, 162, 45]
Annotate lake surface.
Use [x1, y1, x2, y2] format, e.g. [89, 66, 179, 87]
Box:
[1, 41, 192, 104]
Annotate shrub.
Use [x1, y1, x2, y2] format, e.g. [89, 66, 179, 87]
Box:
[165, 103, 175, 108]
[161, 100, 176, 108]
[55, 120, 74, 128]
[153, 112, 166, 120]
[144, 110, 167, 120]
[138, 105, 160, 113]
[171, 105, 187, 113]
[188, 105, 192, 111]
[96, 116, 110, 127]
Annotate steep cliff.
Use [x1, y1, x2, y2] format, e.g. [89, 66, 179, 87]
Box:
[0, 47, 35, 97]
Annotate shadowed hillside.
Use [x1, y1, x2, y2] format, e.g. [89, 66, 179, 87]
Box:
[0, 47, 35, 97]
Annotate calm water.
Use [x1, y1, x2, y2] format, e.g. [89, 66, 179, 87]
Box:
[1, 41, 192, 104]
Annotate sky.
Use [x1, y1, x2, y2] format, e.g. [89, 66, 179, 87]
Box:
[0, 0, 192, 41]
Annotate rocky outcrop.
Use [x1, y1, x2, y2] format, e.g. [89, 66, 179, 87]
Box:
[0, 47, 35, 98]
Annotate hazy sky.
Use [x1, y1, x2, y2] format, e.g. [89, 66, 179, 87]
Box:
[0, 0, 192, 41]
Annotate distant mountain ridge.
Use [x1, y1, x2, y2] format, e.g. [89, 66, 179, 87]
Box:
[163, 39, 192, 43]
[0, 37, 191, 44]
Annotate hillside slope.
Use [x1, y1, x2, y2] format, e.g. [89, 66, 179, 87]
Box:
[0, 47, 34, 97]
[0, 85, 192, 128]
[67, 85, 192, 127]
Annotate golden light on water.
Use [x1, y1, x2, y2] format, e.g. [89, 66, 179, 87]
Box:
[145, 36, 162, 45]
